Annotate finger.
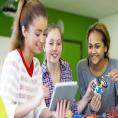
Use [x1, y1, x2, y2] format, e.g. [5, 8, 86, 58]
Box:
[91, 94, 101, 106]
[59, 100, 63, 118]
[90, 99, 100, 112]
[95, 100, 101, 112]
[56, 102, 59, 118]
[93, 94, 101, 111]
[62, 100, 66, 117]
[66, 101, 70, 114]
[109, 70, 118, 77]
[112, 74, 118, 80]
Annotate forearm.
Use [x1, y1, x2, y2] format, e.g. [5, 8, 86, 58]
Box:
[40, 108, 56, 118]
[78, 95, 90, 114]
[14, 97, 43, 118]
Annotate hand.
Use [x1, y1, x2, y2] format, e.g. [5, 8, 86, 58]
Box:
[108, 70, 118, 82]
[84, 79, 98, 102]
[89, 93, 101, 112]
[43, 84, 49, 99]
[33, 83, 44, 108]
[56, 100, 70, 118]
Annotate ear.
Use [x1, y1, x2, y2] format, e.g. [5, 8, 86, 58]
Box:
[21, 25, 27, 38]
[105, 46, 107, 53]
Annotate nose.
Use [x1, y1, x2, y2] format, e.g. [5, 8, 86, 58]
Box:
[40, 33, 45, 44]
[91, 47, 96, 53]
[52, 44, 57, 51]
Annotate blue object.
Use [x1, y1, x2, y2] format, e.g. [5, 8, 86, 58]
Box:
[95, 86, 103, 94]
[72, 114, 83, 118]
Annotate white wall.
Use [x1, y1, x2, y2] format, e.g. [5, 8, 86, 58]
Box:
[0, 36, 10, 74]
[99, 13, 118, 59]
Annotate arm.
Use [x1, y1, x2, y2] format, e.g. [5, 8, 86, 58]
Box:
[0, 54, 45, 118]
[15, 96, 43, 118]
[77, 62, 100, 114]
[0, 55, 19, 118]
[108, 70, 118, 82]
[77, 79, 97, 114]
[77, 62, 91, 114]
[39, 100, 70, 118]
[66, 63, 79, 114]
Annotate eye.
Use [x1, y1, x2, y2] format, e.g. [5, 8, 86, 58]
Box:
[49, 42, 53, 45]
[57, 42, 61, 46]
[95, 45, 100, 49]
[88, 45, 92, 49]
[35, 32, 41, 37]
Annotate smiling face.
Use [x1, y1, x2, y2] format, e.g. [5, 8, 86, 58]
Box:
[23, 16, 47, 54]
[44, 28, 62, 64]
[88, 31, 107, 65]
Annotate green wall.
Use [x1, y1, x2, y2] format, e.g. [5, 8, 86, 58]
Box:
[0, 13, 13, 36]
[47, 8, 97, 78]
[0, 8, 98, 100]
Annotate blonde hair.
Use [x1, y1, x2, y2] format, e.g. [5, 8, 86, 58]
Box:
[44, 22, 64, 41]
[10, 0, 47, 50]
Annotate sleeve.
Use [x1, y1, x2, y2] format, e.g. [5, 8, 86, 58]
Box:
[0, 54, 19, 118]
[77, 62, 92, 115]
[67, 63, 73, 81]
[66, 63, 79, 114]
[115, 82, 118, 105]
[77, 62, 86, 98]
[35, 65, 47, 118]
[35, 99, 47, 118]
[70, 100, 78, 114]
[114, 59, 118, 105]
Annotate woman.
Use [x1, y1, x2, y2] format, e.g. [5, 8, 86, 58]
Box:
[41, 23, 78, 114]
[0, 0, 67, 118]
[77, 22, 118, 116]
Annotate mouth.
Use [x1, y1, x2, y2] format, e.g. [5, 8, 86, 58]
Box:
[90, 55, 99, 61]
[36, 45, 43, 52]
[51, 53, 58, 58]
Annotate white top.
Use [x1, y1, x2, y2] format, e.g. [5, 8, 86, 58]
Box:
[0, 49, 46, 118]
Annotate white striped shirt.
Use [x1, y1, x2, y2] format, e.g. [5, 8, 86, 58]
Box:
[0, 49, 46, 118]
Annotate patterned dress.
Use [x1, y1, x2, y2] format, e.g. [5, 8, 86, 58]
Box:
[41, 59, 78, 114]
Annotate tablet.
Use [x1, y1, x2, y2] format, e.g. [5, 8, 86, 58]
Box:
[49, 81, 78, 111]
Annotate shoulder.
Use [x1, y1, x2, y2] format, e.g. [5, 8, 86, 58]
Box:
[77, 58, 88, 69]
[109, 58, 118, 63]
[60, 59, 71, 70]
[109, 58, 118, 68]
[4, 49, 20, 64]
[7, 49, 19, 59]
[61, 59, 70, 66]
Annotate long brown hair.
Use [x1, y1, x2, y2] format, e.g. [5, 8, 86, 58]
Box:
[10, 0, 47, 50]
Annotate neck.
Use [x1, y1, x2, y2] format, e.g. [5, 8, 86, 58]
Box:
[47, 61, 60, 84]
[47, 61, 60, 74]
[89, 58, 108, 77]
[22, 48, 34, 67]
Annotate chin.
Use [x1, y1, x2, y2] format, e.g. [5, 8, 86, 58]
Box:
[50, 59, 59, 64]
[90, 59, 98, 65]
[35, 50, 42, 54]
